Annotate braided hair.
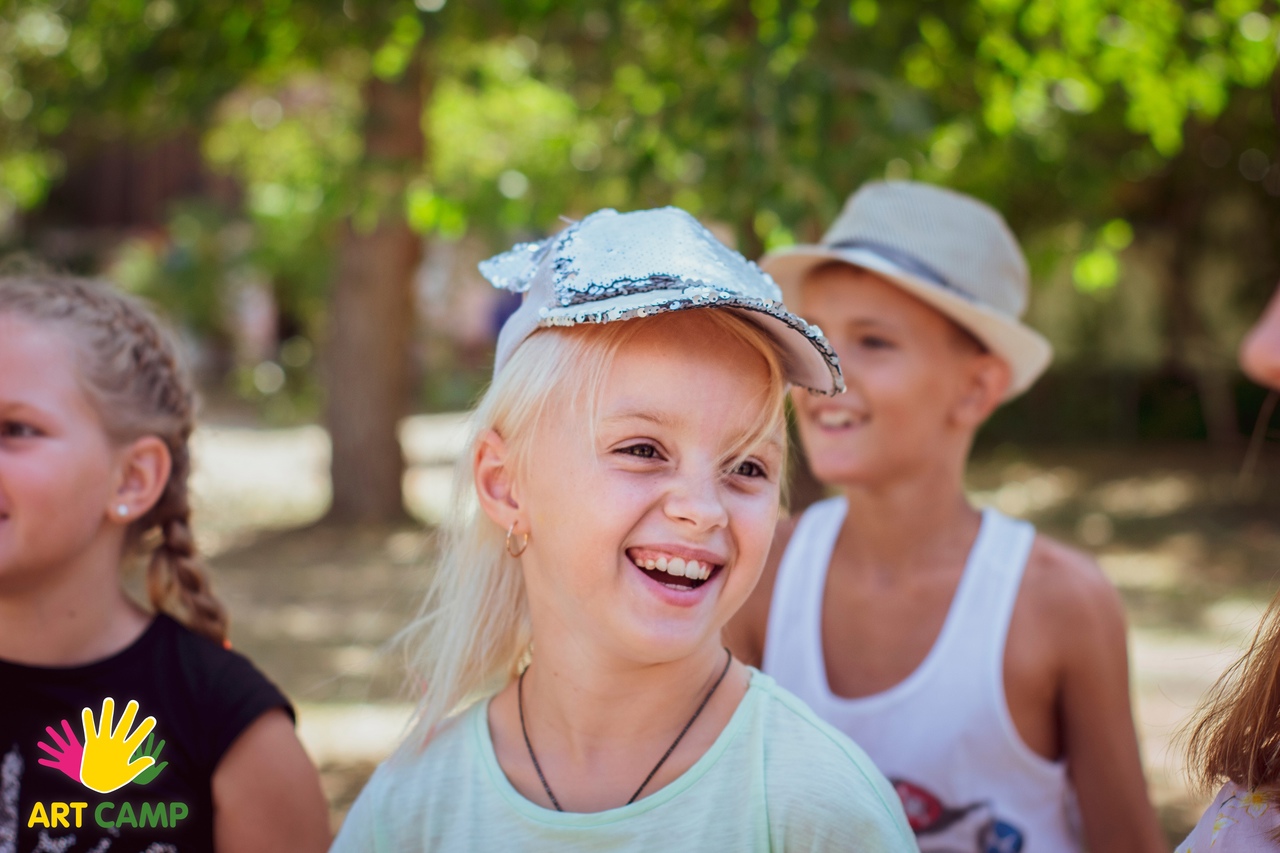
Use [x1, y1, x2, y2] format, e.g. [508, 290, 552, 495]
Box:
[0, 272, 228, 643]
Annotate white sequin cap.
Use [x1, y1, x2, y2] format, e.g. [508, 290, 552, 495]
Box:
[480, 207, 844, 395]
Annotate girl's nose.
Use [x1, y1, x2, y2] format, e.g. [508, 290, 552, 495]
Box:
[662, 468, 729, 531]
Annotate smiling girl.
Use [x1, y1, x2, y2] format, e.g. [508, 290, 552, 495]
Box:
[0, 274, 330, 852]
[331, 207, 916, 851]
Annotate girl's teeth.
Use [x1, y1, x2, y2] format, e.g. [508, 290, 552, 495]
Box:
[635, 554, 713, 581]
[818, 409, 854, 428]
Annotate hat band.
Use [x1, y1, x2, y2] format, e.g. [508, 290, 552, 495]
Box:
[828, 239, 975, 303]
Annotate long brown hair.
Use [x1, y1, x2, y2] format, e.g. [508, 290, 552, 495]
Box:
[0, 273, 228, 643]
[1186, 61, 1280, 810]
[1184, 587, 1280, 795]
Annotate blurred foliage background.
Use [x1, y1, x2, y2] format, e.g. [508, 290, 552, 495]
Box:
[1, 0, 1278, 521]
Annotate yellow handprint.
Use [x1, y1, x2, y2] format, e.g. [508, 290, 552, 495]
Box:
[79, 698, 156, 794]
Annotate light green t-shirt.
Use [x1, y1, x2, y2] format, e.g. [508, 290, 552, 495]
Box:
[331, 669, 917, 852]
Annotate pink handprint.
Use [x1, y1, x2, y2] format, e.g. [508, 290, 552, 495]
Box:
[36, 718, 83, 783]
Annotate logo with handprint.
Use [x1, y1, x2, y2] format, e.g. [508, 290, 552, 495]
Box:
[36, 698, 168, 794]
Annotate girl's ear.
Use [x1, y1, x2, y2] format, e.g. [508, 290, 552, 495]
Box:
[951, 353, 1011, 430]
[474, 428, 522, 530]
[109, 436, 172, 524]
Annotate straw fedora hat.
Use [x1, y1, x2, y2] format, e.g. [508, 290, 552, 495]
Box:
[760, 181, 1053, 399]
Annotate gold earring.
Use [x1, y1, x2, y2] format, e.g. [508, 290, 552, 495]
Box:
[506, 521, 529, 558]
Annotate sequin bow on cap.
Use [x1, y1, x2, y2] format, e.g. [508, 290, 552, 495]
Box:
[479, 207, 844, 395]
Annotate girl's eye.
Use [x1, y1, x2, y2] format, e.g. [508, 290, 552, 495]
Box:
[0, 421, 40, 439]
[859, 335, 895, 350]
[617, 443, 661, 460]
[733, 459, 767, 479]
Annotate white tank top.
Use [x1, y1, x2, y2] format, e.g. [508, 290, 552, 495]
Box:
[763, 497, 1081, 853]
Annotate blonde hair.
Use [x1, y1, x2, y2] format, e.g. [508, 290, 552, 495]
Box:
[0, 273, 228, 644]
[399, 309, 789, 748]
[1184, 588, 1280, 810]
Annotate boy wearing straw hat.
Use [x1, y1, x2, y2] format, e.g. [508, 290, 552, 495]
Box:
[726, 181, 1165, 852]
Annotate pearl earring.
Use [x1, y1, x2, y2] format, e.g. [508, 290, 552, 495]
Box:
[116, 505, 129, 518]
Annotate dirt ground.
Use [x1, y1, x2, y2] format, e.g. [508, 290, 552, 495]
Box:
[181, 413, 1280, 844]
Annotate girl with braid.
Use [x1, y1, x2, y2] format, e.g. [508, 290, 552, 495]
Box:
[0, 273, 330, 852]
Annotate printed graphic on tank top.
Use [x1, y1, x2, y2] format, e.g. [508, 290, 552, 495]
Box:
[762, 497, 1082, 853]
[0, 614, 291, 853]
[892, 778, 1027, 853]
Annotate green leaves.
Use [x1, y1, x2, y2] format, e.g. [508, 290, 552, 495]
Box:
[3, 0, 1278, 377]
[849, 0, 879, 27]
[405, 181, 466, 237]
[1071, 219, 1134, 293]
[0, 149, 60, 208]
[372, 13, 425, 81]
[965, 0, 1278, 155]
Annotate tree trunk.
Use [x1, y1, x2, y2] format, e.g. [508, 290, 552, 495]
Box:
[324, 65, 426, 523]
[1164, 224, 1240, 446]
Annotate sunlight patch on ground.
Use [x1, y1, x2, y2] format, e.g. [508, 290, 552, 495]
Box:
[1095, 474, 1200, 518]
[189, 413, 470, 553]
[297, 702, 414, 766]
[1201, 596, 1269, 640]
[1100, 549, 1193, 592]
[404, 465, 457, 525]
[399, 412, 470, 465]
[189, 424, 330, 554]
[972, 465, 1078, 516]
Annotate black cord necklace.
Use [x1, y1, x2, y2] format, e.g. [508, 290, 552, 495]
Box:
[517, 647, 734, 812]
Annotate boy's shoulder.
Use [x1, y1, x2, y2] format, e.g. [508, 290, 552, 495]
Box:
[1018, 531, 1126, 641]
[1006, 529, 1129, 705]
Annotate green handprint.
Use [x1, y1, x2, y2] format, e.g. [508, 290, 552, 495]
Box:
[80, 698, 156, 794]
[129, 731, 168, 785]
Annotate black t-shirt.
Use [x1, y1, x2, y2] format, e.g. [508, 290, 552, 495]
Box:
[0, 614, 292, 852]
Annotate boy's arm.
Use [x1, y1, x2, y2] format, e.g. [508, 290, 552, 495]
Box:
[1032, 539, 1166, 853]
[723, 517, 797, 667]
